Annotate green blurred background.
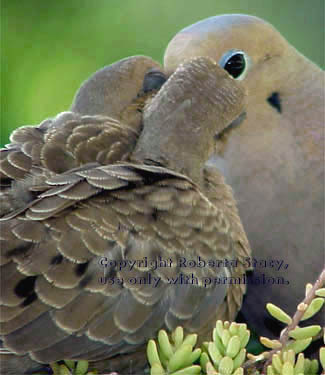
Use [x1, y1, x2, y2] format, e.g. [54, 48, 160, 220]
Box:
[1, 0, 324, 147]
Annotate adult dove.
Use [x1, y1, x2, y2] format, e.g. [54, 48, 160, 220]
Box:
[0, 55, 164, 374]
[0, 56, 164, 217]
[0, 56, 250, 374]
[164, 14, 325, 337]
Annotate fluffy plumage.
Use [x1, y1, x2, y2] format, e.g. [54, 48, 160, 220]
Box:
[0, 56, 250, 374]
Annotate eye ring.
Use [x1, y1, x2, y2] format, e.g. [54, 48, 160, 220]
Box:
[219, 50, 249, 80]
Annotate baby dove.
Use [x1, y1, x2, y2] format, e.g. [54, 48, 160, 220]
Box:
[0, 56, 250, 374]
[164, 14, 325, 337]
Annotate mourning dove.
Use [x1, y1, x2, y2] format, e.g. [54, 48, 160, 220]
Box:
[0, 55, 165, 374]
[0, 56, 164, 217]
[164, 14, 325, 337]
[0, 56, 250, 374]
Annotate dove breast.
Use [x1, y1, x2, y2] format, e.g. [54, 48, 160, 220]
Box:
[164, 14, 324, 337]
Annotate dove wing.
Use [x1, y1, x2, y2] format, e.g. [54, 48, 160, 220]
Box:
[1, 162, 236, 363]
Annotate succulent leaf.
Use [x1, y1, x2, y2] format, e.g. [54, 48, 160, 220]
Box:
[315, 288, 325, 297]
[320, 347, 325, 370]
[158, 330, 174, 360]
[147, 339, 162, 367]
[288, 325, 321, 340]
[301, 298, 324, 320]
[266, 303, 292, 325]
[285, 338, 312, 354]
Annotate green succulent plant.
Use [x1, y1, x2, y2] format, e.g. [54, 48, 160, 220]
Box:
[49, 360, 96, 375]
[266, 350, 319, 375]
[147, 326, 202, 374]
[200, 320, 249, 375]
[145, 274, 325, 375]
[257, 282, 325, 375]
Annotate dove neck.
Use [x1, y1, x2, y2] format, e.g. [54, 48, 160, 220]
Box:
[131, 120, 213, 184]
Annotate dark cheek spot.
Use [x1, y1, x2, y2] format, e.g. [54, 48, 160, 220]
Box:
[267, 92, 282, 113]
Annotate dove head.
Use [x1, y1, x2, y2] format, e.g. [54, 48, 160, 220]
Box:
[163, 14, 324, 182]
[70, 55, 164, 128]
[164, 14, 308, 101]
[132, 57, 246, 184]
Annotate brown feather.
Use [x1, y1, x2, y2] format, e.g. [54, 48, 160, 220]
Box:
[0, 55, 251, 375]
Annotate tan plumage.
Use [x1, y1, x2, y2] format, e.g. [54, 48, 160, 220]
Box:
[0, 56, 163, 217]
[0, 56, 250, 374]
[164, 14, 325, 337]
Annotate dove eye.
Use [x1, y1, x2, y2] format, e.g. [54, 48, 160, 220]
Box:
[142, 69, 167, 93]
[219, 50, 248, 80]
